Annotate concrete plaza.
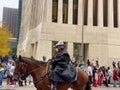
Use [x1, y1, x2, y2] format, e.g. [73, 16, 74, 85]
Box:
[0, 84, 120, 90]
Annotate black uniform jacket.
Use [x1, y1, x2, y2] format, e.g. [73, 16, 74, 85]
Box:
[48, 49, 77, 82]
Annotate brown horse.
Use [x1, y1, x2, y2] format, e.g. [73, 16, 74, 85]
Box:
[13, 56, 91, 90]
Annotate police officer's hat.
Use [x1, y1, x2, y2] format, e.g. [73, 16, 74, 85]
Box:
[54, 41, 64, 47]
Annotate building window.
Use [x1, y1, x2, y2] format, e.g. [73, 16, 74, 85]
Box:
[93, 0, 98, 26]
[73, 0, 78, 25]
[73, 43, 81, 63]
[113, 0, 118, 28]
[84, 0, 88, 25]
[63, 0, 68, 23]
[73, 43, 87, 63]
[52, 41, 67, 56]
[103, 0, 108, 27]
[52, 0, 58, 22]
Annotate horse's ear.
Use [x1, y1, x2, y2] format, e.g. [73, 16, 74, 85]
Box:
[19, 55, 23, 62]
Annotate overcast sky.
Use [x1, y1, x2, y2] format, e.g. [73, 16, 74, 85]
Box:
[0, 0, 19, 21]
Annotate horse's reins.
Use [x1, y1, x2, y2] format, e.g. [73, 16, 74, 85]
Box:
[33, 61, 50, 87]
[33, 73, 48, 87]
[19, 61, 50, 87]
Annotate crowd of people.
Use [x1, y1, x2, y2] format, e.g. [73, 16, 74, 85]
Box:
[0, 55, 33, 88]
[1, 54, 120, 88]
[82, 59, 120, 88]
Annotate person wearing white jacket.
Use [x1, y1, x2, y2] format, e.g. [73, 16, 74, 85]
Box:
[9, 63, 15, 85]
[87, 64, 93, 84]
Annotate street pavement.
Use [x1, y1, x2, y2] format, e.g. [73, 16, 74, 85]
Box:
[0, 83, 120, 90]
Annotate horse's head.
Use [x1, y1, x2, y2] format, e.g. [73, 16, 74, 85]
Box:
[13, 55, 29, 81]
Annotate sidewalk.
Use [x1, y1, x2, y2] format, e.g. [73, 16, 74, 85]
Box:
[1, 84, 36, 90]
[1, 81, 120, 90]
[1, 81, 36, 90]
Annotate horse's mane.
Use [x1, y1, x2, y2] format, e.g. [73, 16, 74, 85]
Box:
[22, 57, 47, 66]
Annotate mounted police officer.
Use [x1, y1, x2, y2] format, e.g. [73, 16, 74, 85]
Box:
[48, 41, 77, 90]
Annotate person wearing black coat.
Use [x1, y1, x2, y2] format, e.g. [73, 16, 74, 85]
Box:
[48, 41, 77, 90]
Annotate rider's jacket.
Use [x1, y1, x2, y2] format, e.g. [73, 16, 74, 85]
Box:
[49, 48, 77, 82]
[52, 48, 70, 69]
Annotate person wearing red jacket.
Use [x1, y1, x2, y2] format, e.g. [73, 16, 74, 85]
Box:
[113, 67, 118, 87]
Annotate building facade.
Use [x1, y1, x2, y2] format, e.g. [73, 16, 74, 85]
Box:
[18, 0, 120, 67]
[3, 7, 18, 38]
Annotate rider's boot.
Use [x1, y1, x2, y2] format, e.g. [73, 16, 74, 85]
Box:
[49, 80, 57, 90]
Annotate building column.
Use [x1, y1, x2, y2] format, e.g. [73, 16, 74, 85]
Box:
[98, 0, 103, 27]
[68, 0, 73, 24]
[108, 0, 114, 27]
[46, 0, 52, 22]
[67, 42, 73, 59]
[36, 40, 52, 60]
[58, 0, 63, 23]
[88, 0, 93, 26]
[118, 0, 120, 28]
[78, 0, 83, 25]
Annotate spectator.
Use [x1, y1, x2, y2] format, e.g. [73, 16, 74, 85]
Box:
[18, 77, 24, 86]
[95, 60, 99, 69]
[28, 75, 33, 86]
[42, 56, 46, 62]
[0, 63, 4, 88]
[113, 67, 118, 87]
[0, 56, 3, 63]
[4, 60, 11, 85]
[92, 69, 99, 87]
[87, 64, 93, 84]
[12, 55, 18, 64]
[9, 63, 15, 85]
[87, 59, 90, 66]
[105, 69, 109, 87]
[92, 66, 97, 83]
[79, 64, 85, 72]
[117, 61, 120, 69]
[112, 61, 116, 69]
[98, 68, 104, 86]
[108, 67, 112, 85]
[3, 55, 9, 62]
[101, 66, 106, 86]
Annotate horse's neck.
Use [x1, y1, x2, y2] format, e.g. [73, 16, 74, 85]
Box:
[25, 60, 46, 82]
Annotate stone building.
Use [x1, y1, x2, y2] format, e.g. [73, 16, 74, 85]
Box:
[18, 0, 120, 66]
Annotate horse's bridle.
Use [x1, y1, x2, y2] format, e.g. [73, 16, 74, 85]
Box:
[15, 62, 48, 87]
[14, 62, 30, 80]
